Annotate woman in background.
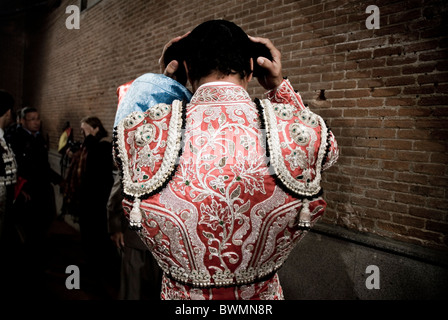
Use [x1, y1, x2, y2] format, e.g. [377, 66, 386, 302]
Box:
[76, 116, 118, 298]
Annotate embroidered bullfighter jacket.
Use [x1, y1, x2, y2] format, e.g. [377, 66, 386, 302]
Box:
[113, 78, 338, 300]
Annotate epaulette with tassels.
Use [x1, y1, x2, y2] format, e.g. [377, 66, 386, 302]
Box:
[112, 99, 187, 230]
[254, 98, 332, 230]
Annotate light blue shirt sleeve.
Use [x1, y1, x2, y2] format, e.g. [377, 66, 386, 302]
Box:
[114, 73, 192, 128]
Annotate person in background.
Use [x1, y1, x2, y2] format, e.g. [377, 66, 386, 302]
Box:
[9, 107, 61, 241]
[0, 90, 17, 242]
[76, 116, 119, 298]
[0, 90, 18, 297]
[7, 106, 62, 294]
[107, 168, 162, 300]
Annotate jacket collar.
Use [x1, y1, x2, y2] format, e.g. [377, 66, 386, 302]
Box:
[190, 81, 252, 104]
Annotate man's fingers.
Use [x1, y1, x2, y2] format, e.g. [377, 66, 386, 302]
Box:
[159, 31, 191, 72]
[256, 56, 271, 69]
[163, 60, 179, 78]
[249, 35, 281, 62]
[249, 35, 283, 90]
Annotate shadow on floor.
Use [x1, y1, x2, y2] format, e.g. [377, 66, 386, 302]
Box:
[0, 217, 119, 300]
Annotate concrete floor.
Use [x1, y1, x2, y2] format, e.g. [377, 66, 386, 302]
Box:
[1, 216, 447, 301]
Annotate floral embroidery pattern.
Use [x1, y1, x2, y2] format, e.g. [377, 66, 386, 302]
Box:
[231, 151, 267, 196]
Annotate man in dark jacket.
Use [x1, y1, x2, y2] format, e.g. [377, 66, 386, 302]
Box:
[9, 107, 61, 243]
[6, 106, 62, 296]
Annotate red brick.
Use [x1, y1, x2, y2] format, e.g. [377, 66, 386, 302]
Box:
[351, 196, 377, 208]
[398, 107, 433, 117]
[384, 76, 416, 87]
[378, 181, 409, 193]
[377, 221, 408, 236]
[426, 221, 448, 234]
[346, 70, 371, 79]
[394, 192, 427, 206]
[322, 71, 344, 82]
[389, 9, 422, 25]
[365, 209, 392, 221]
[352, 158, 381, 169]
[333, 80, 356, 89]
[368, 128, 396, 139]
[368, 107, 398, 117]
[366, 149, 394, 160]
[372, 67, 401, 77]
[371, 87, 402, 97]
[406, 40, 439, 53]
[410, 185, 445, 198]
[344, 89, 371, 98]
[385, 98, 415, 106]
[358, 58, 386, 69]
[418, 96, 448, 106]
[413, 140, 446, 152]
[402, 63, 437, 74]
[355, 118, 382, 128]
[373, 46, 403, 58]
[395, 172, 428, 185]
[377, 201, 408, 214]
[344, 108, 370, 118]
[382, 139, 413, 150]
[431, 152, 448, 165]
[396, 130, 430, 140]
[333, 61, 358, 71]
[417, 73, 448, 85]
[347, 50, 372, 61]
[392, 214, 425, 229]
[413, 163, 446, 175]
[357, 79, 384, 88]
[419, 50, 448, 62]
[331, 99, 356, 108]
[407, 228, 444, 245]
[358, 37, 387, 50]
[334, 42, 359, 53]
[386, 55, 418, 66]
[353, 138, 381, 148]
[357, 98, 384, 107]
[383, 160, 411, 171]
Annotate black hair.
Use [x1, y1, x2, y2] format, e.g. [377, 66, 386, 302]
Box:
[0, 90, 14, 117]
[80, 116, 108, 139]
[165, 20, 272, 83]
[20, 106, 38, 119]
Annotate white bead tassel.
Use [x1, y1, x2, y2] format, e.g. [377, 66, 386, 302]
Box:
[129, 198, 142, 230]
[298, 199, 311, 230]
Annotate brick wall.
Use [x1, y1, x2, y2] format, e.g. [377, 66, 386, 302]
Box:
[0, 16, 25, 109]
[8, 0, 448, 250]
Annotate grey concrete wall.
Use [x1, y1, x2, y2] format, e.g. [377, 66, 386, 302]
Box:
[279, 228, 448, 300]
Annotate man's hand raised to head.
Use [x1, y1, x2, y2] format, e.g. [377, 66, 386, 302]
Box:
[249, 36, 283, 91]
[158, 32, 190, 80]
